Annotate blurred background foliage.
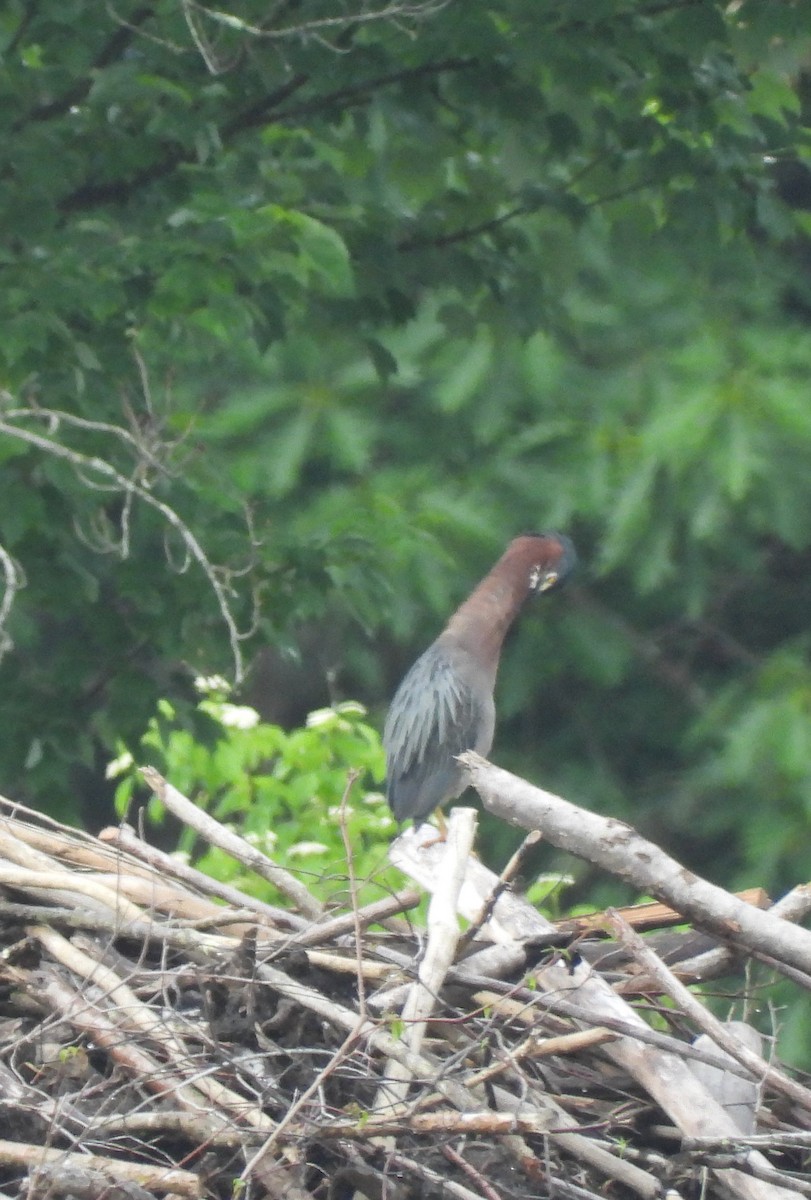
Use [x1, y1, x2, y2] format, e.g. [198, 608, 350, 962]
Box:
[3, 0, 811, 1046]
[110, 686, 394, 910]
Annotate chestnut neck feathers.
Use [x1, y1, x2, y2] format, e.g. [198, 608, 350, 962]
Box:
[442, 534, 568, 672]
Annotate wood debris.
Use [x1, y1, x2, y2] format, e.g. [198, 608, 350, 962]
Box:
[0, 761, 809, 1200]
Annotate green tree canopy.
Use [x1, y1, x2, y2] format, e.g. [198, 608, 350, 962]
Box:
[1, 0, 811, 912]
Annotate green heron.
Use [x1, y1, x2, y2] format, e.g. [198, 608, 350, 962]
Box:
[384, 532, 576, 827]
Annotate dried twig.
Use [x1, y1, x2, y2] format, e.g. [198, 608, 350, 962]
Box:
[0, 1140, 201, 1197]
[0, 415, 246, 682]
[140, 765, 322, 918]
[100, 821, 307, 929]
[606, 909, 811, 1118]
[373, 807, 478, 1117]
[0, 774, 809, 1200]
[461, 752, 811, 979]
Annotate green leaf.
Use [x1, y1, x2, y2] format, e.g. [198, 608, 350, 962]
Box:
[747, 69, 801, 121]
[365, 338, 398, 382]
[599, 458, 656, 570]
[266, 410, 318, 497]
[258, 206, 354, 298]
[434, 333, 493, 413]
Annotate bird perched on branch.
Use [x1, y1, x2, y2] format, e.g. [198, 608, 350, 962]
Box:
[384, 532, 576, 827]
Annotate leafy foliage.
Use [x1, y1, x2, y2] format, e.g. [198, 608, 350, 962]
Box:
[112, 683, 394, 908]
[1, 1, 811, 945]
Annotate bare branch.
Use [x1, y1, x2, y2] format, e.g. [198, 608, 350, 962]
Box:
[605, 909, 811, 1122]
[1, 406, 171, 477]
[139, 766, 323, 918]
[0, 1139, 201, 1197]
[461, 751, 811, 981]
[0, 415, 246, 684]
[2, 783, 809, 1198]
[187, 0, 453, 44]
[0, 541, 22, 662]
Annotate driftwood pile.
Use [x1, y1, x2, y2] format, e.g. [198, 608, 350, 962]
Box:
[0, 755, 810, 1200]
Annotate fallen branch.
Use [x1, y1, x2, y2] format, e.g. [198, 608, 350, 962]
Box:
[140, 765, 323, 918]
[0, 1140, 201, 1197]
[0, 774, 808, 1200]
[461, 751, 811, 979]
[373, 807, 477, 1115]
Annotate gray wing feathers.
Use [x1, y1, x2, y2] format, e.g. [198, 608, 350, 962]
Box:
[383, 645, 489, 823]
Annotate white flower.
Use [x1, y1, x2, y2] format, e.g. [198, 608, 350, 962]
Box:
[327, 805, 354, 819]
[287, 841, 329, 858]
[216, 703, 260, 730]
[194, 674, 232, 695]
[106, 750, 134, 779]
[306, 700, 368, 728]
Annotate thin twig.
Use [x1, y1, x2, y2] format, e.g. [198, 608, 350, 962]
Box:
[0, 1140, 201, 1197]
[606, 910, 811, 1119]
[457, 829, 542, 954]
[0, 418, 246, 683]
[140, 766, 322, 918]
[99, 822, 307, 931]
[337, 768, 367, 1015]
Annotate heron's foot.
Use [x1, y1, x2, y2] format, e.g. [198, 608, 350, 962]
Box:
[416, 807, 447, 847]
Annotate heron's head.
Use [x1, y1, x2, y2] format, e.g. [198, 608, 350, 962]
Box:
[521, 532, 577, 595]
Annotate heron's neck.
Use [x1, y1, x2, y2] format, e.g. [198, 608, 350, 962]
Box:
[444, 574, 528, 671]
